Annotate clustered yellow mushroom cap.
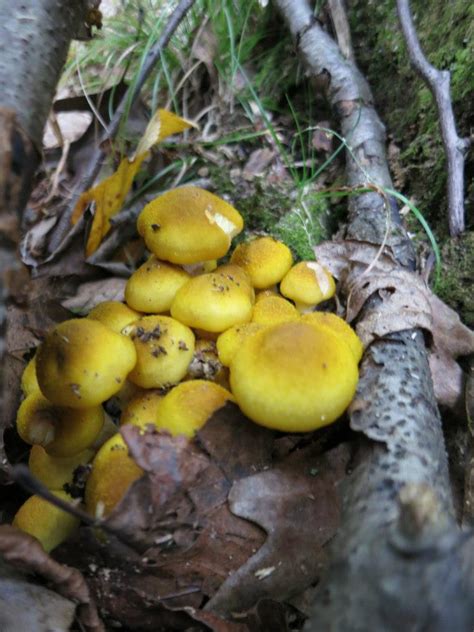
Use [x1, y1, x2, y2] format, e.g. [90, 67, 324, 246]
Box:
[152, 379, 235, 437]
[280, 261, 336, 312]
[171, 271, 254, 333]
[125, 256, 190, 313]
[230, 321, 358, 432]
[36, 319, 137, 408]
[13, 491, 80, 553]
[28, 445, 94, 490]
[301, 311, 363, 363]
[216, 322, 264, 367]
[120, 389, 164, 429]
[87, 301, 141, 334]
[85, 433, 144, 518]
[251, 295, 299, 326]
[16, 392, 104, 457]
[230, 236, 293, 289]
[137, 186, 244, 264]
[126, 315, 195, 389]
[21, 355, 40, 396]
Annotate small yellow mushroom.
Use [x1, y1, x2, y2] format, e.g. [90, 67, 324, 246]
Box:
[13, 491, 80, 552]
[230, 236, 293, 289]
[36, 319, 137, 408]
[17, 392, 104, 457]
[28, 445, 94, 490]
[126, 315, 195, 389]
[85, 433, 144, 518]
[88, 301, 141, 334]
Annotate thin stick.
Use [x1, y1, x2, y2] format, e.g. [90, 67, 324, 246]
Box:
[48, 0, 197, 253]
[396, 0, 471, 237]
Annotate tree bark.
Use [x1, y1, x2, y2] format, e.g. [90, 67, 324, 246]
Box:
[275, 1, 474, 629]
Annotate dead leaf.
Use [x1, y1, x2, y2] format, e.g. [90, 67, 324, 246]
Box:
[0, 558, 75, 632]
[61, 277, 127, 315]
[311, 122, 334, 153]
[242, 148, 276, 180]
[43, 111, 93, 149]
[71, 109, 196, 257]
[0, 525, 103, 631]
[207, 443, 349, 615]
[314, 240, 474, 407]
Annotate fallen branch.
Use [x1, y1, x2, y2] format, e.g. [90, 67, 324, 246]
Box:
[396, 0, 471, 237]
[275, 0, 474, 629]
[48, 0, 197, 254]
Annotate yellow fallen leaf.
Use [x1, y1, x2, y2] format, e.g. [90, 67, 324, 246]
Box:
[71, 109, 196, 257]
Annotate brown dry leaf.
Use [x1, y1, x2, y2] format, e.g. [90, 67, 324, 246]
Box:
[61, 277, 127, 315]
[0, 525, 103, 631]
[242, 148, 276, 180]
[0, 558, 75, 632]
[314, 240, 474, 407]
[311, 122, 334, 153]
[207, 443, 349, 615]
[57, 404, 276, 628]
[71, 109, 196, 257]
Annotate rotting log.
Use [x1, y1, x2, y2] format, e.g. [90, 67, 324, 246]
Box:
[275, 1, 474, 629]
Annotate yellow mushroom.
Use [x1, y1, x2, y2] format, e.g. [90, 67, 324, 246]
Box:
[21, 355, 40, 396]
[137, 187, 243, 264]
[230, 236, 293, 289]
[16, 392, 104, 457]
[171, 272, 253, 333]
[216, 322, 264, 367]
[153, 379, 235, 437]
[85, 433, 144, 518]
[88, 301, 141, 334]
[125, 315, 195, 389]
[13, 491, 80, 552]
[230, 321, 358, 432]
[36, 319, 137, 408]
[125, 256, 191, 313]
[120, 390, 164, 429]
[301, 312, 363, 363]
[28, 445, 94, 490]
[280, 261, 336, 312]
[251, 295, 299, 326]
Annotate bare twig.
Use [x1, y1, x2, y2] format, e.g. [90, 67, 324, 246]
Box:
[48, 0, 197, 254]
[396, 0, 471, 237]
[327, 0, 355, 62]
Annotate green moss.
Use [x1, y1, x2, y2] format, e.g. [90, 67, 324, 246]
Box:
[208, 168, 329, 261]
[350, 0, 474, 235]
[435, 232, 474, 328]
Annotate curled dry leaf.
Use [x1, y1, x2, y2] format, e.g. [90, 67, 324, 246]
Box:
[0, 525, 103, 632]
[56, 403, 347, 628]
[208, 443, 350, 615]
[315, 240, 474, 407]
[61, 277, 127, 315]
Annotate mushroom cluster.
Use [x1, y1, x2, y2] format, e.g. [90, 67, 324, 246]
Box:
[12, 185, 362, 551]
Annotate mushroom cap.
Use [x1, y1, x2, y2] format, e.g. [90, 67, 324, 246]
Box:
[120, 390, 164, 429]
[230, 321, 358, 432]
[213, 263, 255, 302]
[16, 392, 104, 457]
[85, 433, 143, 518]
[301, 312, 363, 362]
[125, 256, 190, 313]
[137, 187, 243, 264]
[230, 237, 293, 289]
[13, 491, 80, 552]
[36, 319, 137, 408]
[88, 301, 141, 334]
[153, 379, 234, 437]
[280, 261, 336, 309]
[21, 355, 40, 396]
[126, 315, 195, 389]
[28, 445, 94, 490]
[251, 295, 299, 326]
[171, 272, 253, 333]
[216, 322, 264, 367]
